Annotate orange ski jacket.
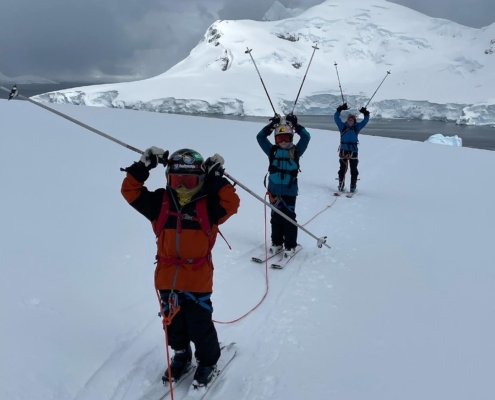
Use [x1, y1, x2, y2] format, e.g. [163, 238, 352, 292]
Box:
[122, 165, 240, 292]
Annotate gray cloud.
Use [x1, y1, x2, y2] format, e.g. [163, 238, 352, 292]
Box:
[0, 0, 493, 82]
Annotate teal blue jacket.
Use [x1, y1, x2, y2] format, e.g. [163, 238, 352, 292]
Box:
[334, 111, 369, 152]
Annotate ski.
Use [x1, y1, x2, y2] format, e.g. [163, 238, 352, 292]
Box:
[346, 190, 357, 198]
[334, 191, 345, 196]
[137, 365, 196, 400]
[251, 247, 283, 263]
[270, 245, 303, 269]
[182, 342, 236, 400]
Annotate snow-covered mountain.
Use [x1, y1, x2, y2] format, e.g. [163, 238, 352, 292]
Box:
[262, 1, 303, 21]
[33, 0, 495, 125]
[0, 71, 58, 84]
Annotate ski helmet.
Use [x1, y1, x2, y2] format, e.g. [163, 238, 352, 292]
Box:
[165, 149, 206, 195]
[274, 124, 294, 144]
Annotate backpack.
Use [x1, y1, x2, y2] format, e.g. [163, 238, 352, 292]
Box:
[265, 144, 300, 189]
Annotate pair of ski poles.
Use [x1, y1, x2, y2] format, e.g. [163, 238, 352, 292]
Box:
[0, 85, 330, 250]
[245, 41, 320, 116]
[333, 62, 391, 109]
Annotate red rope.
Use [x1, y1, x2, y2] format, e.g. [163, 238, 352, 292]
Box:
[155, 287, 181, 400]
[213, 195, 270, 324]
[302, 196, 339, 227]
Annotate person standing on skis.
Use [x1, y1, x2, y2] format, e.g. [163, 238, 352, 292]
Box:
[121, 147, 240, 388]
[334, 103, 370, 193]
[256, 113, 311, 258]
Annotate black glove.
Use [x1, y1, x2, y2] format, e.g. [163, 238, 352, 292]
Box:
[269, 114, 281, 127]
[262, 114, 281, 135]
[205, 153, 225, 178]
[121, 162, 150, 183]
[285, 113, 298, 126]
[359, 107, 370, 116]
[336, 103, 349, 113]
[140, 147, 169, 170]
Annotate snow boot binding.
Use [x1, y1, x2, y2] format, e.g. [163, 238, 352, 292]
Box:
[269, 244, 283, 255]
[192, 364, 217, 388]
[163, 347, 192, 383]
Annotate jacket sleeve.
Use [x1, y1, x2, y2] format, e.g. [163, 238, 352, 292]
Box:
[256, 127, 274, 156]
[121, 162, 163, 222]
[295, 126, 311, 157]
[356, 114, 370, 132]
[334, 111, 345, 132]
[206, 175, 240, 226]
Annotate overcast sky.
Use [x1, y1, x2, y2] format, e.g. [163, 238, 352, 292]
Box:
[0, 0, 493, 82]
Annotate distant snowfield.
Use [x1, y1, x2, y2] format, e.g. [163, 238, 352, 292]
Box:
[32, 0, 495, 126]
[1, 100, 495, 400]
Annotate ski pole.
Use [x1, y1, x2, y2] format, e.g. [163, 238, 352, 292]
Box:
[364, 70, 391, 108]
[244, 48, 277, 115]
[0, 85, 144, 155]
[224, 172, 330, 249]
[291, 42, 319, 113]
[334, 62, 345, 104]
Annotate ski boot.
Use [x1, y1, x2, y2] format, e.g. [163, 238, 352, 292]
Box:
[162, 346, 192, 383]
[350, 185, 357, 193]
[192, 364, 217, 388]
[284, 247, 296, 258]
[269, 244, 283, 255]
[338, 181, 345, 192]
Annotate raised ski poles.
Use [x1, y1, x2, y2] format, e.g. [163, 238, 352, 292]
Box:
[334, 62, 345, 104]
[2, 85, 331, 250]
[0, 85, 143, 154]
[245, 47, 277, 114]
[291, 42, 319, 113]
[223, 172, 330, 250]
[363, 70, 391, 108]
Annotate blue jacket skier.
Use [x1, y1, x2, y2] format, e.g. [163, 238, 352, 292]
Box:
[334, 103, 370, 192]
[257, 113, 310, 258]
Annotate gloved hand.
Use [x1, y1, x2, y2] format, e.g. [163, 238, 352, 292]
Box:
[286, 113, 298, 126]
[359, 107, 370, 116]
[336, 103, 349, 113]
[205, 153, 225, 178]
[140, 146, 168, 170]
[262, 114, 281, 135]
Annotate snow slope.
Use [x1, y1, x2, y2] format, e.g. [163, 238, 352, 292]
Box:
[1, 100, 495, 400]
[33, 0, 495, 125]
[0, 71, 58, 84]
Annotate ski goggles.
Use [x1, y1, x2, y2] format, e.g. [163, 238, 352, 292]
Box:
[167, 174, 201, 189]
[275, 134, 293, 144]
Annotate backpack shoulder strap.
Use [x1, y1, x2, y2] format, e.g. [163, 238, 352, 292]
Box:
[195, 198, 212, 237]
[154, 190, 171, 237]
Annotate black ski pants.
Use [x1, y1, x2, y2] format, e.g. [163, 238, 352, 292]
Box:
[270, 195, 297, 250]
[338, 149, 359, 186]
[159, 290, 220, 367]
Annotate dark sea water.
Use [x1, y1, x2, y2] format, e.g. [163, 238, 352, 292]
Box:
[2, 83, 493, 151]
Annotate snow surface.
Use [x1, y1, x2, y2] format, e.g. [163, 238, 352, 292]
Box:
[0, 71, 58, 84]
[1, 100, 495, 400]
[32, 0, 495, 126]
[426, 133, 463, 146]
